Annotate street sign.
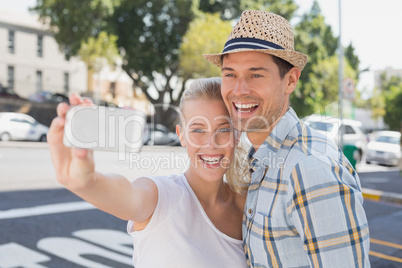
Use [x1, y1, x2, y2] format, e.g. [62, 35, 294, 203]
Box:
[343, 78, 355, 100]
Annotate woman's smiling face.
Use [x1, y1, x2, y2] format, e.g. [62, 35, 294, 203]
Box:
[177, 98, 235, 183]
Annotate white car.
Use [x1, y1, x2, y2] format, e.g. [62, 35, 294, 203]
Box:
[0, 112, 49, 142]
[303, 115, 367, 161]
[366, 131, 401, 166]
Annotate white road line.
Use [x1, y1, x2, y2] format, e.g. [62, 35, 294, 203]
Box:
[0, 201, 96, 219]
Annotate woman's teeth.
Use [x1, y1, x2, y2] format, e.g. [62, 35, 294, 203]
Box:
[200, 155, 222, 165]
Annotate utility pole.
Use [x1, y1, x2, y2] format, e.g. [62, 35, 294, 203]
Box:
[338, 0, 344, 150]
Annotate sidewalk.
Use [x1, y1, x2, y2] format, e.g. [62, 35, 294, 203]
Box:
[359, 168, 402, 205]
[1, 142, 402, 204]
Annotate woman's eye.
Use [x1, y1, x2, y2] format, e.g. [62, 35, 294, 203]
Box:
[191, 129, 205, 133]
[224, 73, 235, 78]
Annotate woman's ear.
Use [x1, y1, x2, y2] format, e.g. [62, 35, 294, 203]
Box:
[176, 124, 186, 147]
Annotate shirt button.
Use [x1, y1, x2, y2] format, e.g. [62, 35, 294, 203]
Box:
[248, 209, 253, 215]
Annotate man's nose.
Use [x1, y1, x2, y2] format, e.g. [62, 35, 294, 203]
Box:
[233, 78, 251, 96]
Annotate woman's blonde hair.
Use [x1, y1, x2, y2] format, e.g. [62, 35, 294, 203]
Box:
[179, 77, 223, 117]
[179, 77, 250, 195]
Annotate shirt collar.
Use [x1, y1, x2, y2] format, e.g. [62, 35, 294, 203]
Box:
[248, 107, 299, 169]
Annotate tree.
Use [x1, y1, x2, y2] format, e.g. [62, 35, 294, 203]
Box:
[345, 43, 360, 79]
[78, 31, 119, 92]
[379, 73, 402, 130]
[383, 85, 402, 131]
[31, 0, 120, 59]
[179, 13, 232, 80]
[292, 0, 360, 117]
[240, 0, 297, 20]
[32, 0, 194, 127]
[197, 0, 297, 21]
[106, 0, 194, 127]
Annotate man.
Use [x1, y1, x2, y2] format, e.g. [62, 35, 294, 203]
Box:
[204, 10, 370, 267]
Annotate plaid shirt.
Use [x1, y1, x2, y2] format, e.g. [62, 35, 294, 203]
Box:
[243, 108, 370, 268]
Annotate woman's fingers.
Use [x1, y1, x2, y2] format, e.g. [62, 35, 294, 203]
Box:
[56, 102, 70, 118]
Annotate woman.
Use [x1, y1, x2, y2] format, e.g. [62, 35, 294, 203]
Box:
[47, 77, 248, 267]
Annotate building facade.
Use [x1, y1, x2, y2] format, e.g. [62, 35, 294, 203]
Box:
[0, 8, 87, 98]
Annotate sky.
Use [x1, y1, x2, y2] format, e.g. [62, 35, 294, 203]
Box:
[1, 0, 402, 93]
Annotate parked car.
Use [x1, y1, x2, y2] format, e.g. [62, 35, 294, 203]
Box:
[29, 91, 70, 104]
[0, 112, 49, 142]
[366, 131, 401, 166]
[304, 115, 367, 161]
[145, 123, 180, 146]
[0, 87, 27, 100]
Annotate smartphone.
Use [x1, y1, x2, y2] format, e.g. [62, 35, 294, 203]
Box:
[63, 105, 147, 153]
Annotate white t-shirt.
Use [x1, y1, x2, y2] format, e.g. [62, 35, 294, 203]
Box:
[127, 173, 247, 268]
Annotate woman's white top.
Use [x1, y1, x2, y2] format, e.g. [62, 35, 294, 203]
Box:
[127, 173, 247, 268]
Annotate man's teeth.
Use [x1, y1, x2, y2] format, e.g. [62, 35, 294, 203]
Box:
[234, 103, 259, 109]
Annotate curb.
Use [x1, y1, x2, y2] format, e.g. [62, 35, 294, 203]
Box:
[0, 141, 49, 149]
[362, 187, 402, 205]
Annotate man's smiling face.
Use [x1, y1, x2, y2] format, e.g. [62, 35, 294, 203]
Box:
[221, 51, 297, 141]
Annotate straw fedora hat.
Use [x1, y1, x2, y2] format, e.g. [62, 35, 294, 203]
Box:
[203, 10, 308, 71]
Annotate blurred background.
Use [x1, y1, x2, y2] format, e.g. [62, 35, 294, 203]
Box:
[0, 1, 401, 267]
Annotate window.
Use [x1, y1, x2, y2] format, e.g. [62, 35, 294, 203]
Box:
[8, 30, 15, 54]
[7, 66, 15, 91]
[344, 125, 355, 135]
[63, 72, 69, 93]
[64, 46, 70, 61]
[36, 71, 43, 92]
[37, 35, 43, 57]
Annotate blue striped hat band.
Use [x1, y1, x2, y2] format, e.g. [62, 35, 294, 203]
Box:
[222, 37, 285, 53]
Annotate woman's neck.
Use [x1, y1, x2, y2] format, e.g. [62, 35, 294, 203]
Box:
[184, 170, 229, 208]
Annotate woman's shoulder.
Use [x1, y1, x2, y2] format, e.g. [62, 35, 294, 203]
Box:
[137, 173, 187, 193]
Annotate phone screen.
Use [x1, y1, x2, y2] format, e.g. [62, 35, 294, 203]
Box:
[63, 105, 146, 153]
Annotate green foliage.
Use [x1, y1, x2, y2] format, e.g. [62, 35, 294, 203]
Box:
[108, 0, 194, 90]
[196, 0, 297, 20]
[380, 74, 402, 130]
[384, 85, 402, 131]
[292, 0, 359, 118]
[345, 43, 360, 79]
[292, 55, 357, 116]
[78, 31, 119, 72]
[240, 0, 297, 20]
[179, 13, 232, 79]
[197, 0, 241, 20]
[369, 88, 386, 120]
[31, 0, 119, 58]
[32, 0, 364, 126]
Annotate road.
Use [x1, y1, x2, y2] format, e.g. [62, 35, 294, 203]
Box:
[1, 143, 402, 267]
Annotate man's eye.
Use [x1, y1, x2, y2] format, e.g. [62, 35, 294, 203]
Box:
[252, 74, 263, 78]
[217, 128, 232, 133]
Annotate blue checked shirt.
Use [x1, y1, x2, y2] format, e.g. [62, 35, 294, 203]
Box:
[243, 108, 370, 268]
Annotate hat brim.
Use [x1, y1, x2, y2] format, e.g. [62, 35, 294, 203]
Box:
[203, 48, 308, 71]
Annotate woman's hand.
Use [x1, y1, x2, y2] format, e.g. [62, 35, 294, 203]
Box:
[47, 94, 95, 190]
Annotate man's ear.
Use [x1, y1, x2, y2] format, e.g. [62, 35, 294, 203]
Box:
[176, 124, 186, 147]
[285, 67, 301, 95]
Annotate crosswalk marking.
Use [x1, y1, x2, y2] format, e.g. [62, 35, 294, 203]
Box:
[0, 201, 95, 219]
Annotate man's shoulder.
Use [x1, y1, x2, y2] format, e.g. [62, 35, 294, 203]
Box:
[289, 121, 340, 158]
[278, 121, 345, 175]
